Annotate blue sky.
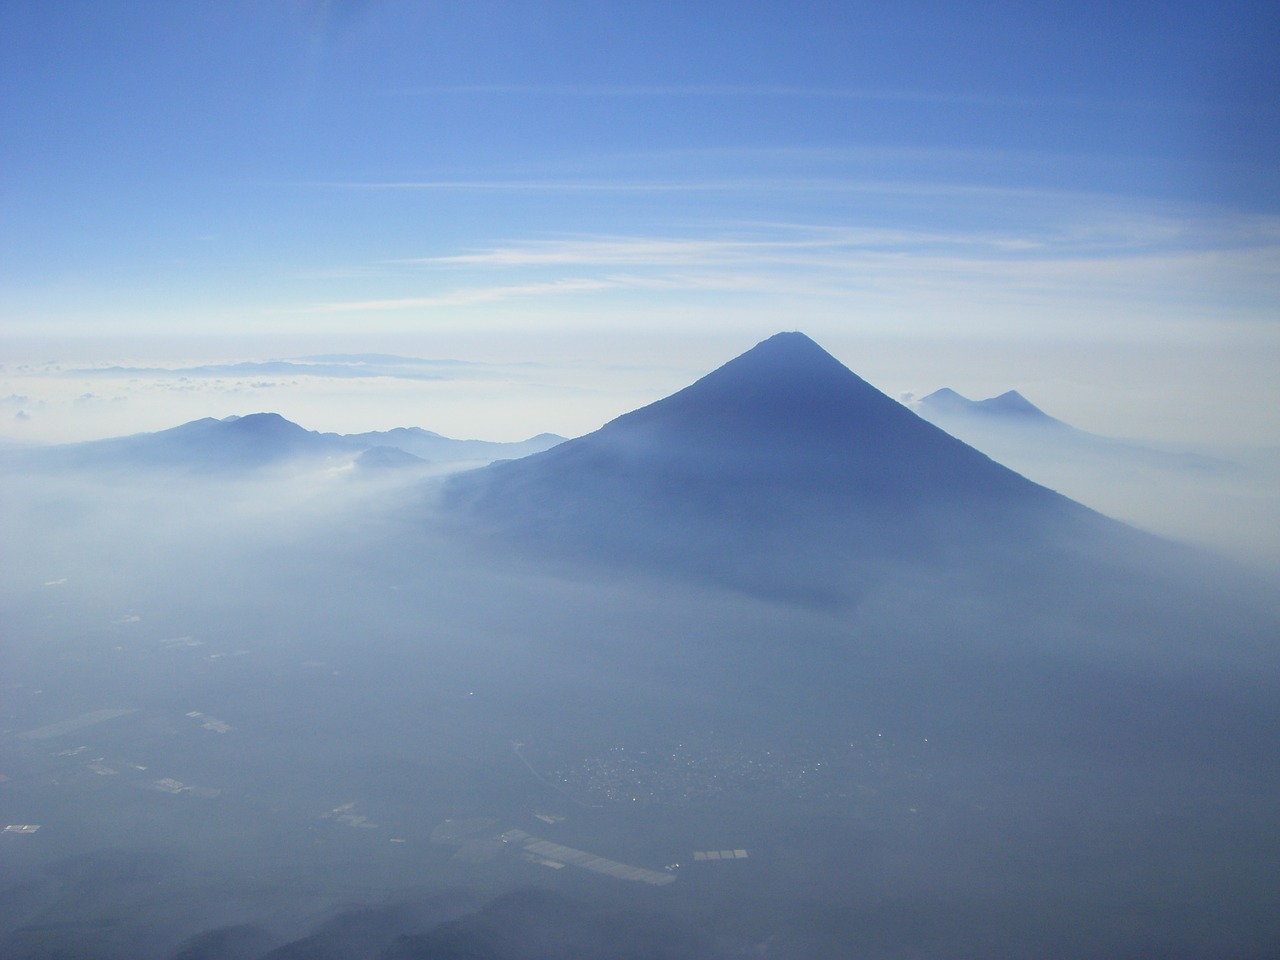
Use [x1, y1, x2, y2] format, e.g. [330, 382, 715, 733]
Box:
[1, 1, 1278, 443]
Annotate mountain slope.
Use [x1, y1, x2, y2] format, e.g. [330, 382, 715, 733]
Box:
[442, 333, 1146, 602]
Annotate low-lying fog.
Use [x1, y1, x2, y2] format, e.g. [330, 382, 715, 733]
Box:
[914, 413, 1280, 573]
[1, 445, 1278, 960]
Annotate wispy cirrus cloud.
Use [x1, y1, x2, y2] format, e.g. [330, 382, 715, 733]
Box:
[398, 229, 1032, 269]
[391, 209, 1280, 271]
[385, 83, 1209, 114]
[298, 213, 1280, 323]
[308, 174, 1110, 199]
[65, 355, 496, 382]
[396, 224, 1139, 273]
[308, 177, 881, 193]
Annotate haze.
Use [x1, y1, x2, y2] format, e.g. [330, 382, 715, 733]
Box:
[2, 4, 1279, 959]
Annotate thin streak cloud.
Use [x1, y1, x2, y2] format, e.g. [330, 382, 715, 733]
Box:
[387, 83, 1211, 113]
[387, 213, 1280, 273]
[399, 234, 976, 268]
[307, 176, 1107, 198]
[300, 247, 1280, 321]
[308, 178, 850, 193]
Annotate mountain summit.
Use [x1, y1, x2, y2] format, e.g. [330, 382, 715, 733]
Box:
[564, 332, 1059, 496]
[442, 332, 1133, 602]
[916, 387, 1070, 429]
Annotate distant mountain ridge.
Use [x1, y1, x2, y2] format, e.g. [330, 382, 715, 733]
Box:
[334, 426, 565, 464]
[917, 387, 1072, 428]
[5, 413, 564, 473]
[913, 386, 1231, 474]
[47, 413, 344, 471]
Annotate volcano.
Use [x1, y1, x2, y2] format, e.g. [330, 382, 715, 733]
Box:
[916, 387, 1072, 428]
[442, 332, 1157, 602]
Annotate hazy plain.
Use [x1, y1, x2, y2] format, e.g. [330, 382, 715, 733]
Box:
[2, 362, 1278, 959]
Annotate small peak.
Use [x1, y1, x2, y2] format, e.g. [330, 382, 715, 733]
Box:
[977, 391, 1045, 418]
[917, 388, 975, 412]
[356, 445, 427, 470]
[919, 388, 1051, 422]
[920, 387, 970, 403]
[226, 412, 307, 435]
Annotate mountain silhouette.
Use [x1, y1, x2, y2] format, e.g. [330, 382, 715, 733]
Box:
[332, 426, 564, 464]
[914, 386, 1233, 481]
[27, 412, 353, 473]
[917, 387, 1070, 428]
[11, 414, 565, 475]
[443, 332, 1151, 603]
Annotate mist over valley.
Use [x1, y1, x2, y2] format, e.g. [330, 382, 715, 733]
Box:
[2, 334, 1277, 959]
[7, 0, 1279, 954]
[911, 387, 1280, 571]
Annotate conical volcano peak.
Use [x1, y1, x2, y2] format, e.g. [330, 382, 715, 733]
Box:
[743, 330, 838, 362]
[979, 390, 1044, 417]
[700, 331, 857, 385]
[606, 330, 898, 446]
